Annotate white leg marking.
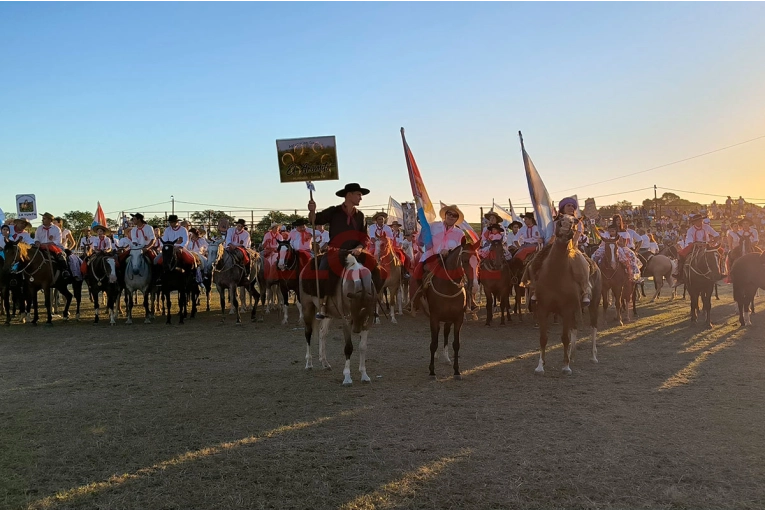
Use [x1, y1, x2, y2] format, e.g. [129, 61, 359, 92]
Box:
[296, 299, 304, 324]
[374, 301, 381, 325]
[535, 356, 545, 375]
[342, 359, 353, 386]
[443, 345, 451, 364]
[745, 309, 752, 326]
[591, 328, 599, 363]
[305, 342, 313, 370]
[569, 330, 578, 362]
[359, 330, 371, 383]
[281, 304, 288, 325]
[319, 318, 331, 369]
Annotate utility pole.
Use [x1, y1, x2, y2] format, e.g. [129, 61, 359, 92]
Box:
[171, 195, 175, 215]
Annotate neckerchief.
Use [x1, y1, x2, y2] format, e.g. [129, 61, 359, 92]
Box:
[342, 203, 358, 228]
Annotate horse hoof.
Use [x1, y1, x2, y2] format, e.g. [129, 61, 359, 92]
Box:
[144, 319, 151, 324]
[361, 375, 371, 383]
[341, 381, 353, 387]
[44, 322, 53, 328]
[562, 367, 572, 375]
[534, 367, 544, 375]
[429, 374, 436, 379]
[453, 374, 462, 380]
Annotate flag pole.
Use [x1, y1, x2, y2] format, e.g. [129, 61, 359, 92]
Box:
[307, 181, 321, 309]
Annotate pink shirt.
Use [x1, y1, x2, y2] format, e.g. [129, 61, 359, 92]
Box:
[420, 222, 465, 262]
[262, 231, 280, 253]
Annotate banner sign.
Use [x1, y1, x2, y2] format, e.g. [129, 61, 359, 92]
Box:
[401, 202, 418, 235]
[584, 197, 598, 219]
[16, 194, 37, 220]
[276, 136, 339, 183]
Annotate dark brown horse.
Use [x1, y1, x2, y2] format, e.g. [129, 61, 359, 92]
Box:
[534, 215, 600, 375]
[731, 252, 765, 326]
[84, 252, 119, 325]
[685, 243, 721, 328]
[2, 241, 72, 325]
[506, 254, 526, 322]
[597, 239, 633, 326]
[422, 245, 466, 379]
[479, 240, 510, 326]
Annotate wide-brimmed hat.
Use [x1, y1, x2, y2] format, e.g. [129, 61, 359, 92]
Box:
[93, 224, 111, 234]
[522, 212, 536, 224]
[269, 221, 281, 229]
[13, 218, 31, 229]
[741, 217, 752, 225]
[509, 220, 523, 229]
[131, 212, 145, 222]
[484, 210, 501, 221]
[189, 228, 199, 236]
[487, 223, 504, 232]
[390, 220, 402, 227]
[335, 182, 370, 197]
[439, 204, 464, 224]
[558, 197, 578, 212]
[689, 213, 704, 222]
[371, 211, 388, 222]
[292, 218, 309, 227]
[235, 218, 246, 226]
[607, 222, 620, 231]
[168, 214, 179, 222]
[41, 212, 54, 220]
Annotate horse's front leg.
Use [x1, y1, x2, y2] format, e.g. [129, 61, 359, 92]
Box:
[442, 322, 452, 364]
[452, 319, 463, 379]
[561, 320, 572, 375]
[43, 287, 53, 325]
[218, 284, 226, 323]
[165, 291, 172, 325]
[341, 322, 354, 386]
[535, 310, 548, 375]
[358, 328, 371, 383]
[232, 284, 241, 325]
[280, 284, 289, 325]
[429, 315, 440, 377]
[318, 317, 332, 370]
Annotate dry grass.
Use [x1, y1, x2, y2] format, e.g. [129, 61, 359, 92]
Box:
[2, 285, 765, 509]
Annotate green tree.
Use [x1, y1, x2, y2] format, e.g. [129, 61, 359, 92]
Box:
[189, 210, 234, 229]
[3, 212, 16, 221]
[660, 192, 681, 203]
[146, 216, 165, 228]
[63, 210, 94, 233]
[253, 211, 303, 246]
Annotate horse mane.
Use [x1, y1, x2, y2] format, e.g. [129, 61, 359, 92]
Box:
[10, 241, 32, 261]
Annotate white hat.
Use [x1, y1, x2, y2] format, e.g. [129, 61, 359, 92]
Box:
[703, 218, 711, 224]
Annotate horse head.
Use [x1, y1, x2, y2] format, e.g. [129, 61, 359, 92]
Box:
[161, 240, 177, 271]
[374, 236, 392, 263]
[276, 240, 294, 271]
[432, 245, 465, 282]
[128, 243, 148, 276]
[341, 255, 375, 332]
[556, 214, 577, 242]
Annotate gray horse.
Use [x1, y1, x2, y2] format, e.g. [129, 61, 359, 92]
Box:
[209, 242, 260, 324]
[123, 245, 155, 324]
[641, 254, 676, 302]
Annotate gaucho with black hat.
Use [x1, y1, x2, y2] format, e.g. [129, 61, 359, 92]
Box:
[307, 182, 381, 318]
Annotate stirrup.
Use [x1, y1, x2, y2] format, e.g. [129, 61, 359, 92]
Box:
[315, 308, 327, 320]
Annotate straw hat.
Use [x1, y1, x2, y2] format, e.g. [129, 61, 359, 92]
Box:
[13, 218, 31, 229]
[439, 204, 464, 224]
[371, 212, 388, 222]
[93, 224, 111, 235]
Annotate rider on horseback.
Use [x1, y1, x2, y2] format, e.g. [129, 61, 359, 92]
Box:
[9, 218, 34, 245]
[224, 218, 253, 281]
[673, 213, 723, 285]
[308, 182, 378, 320]
[505, 220, 522, 258]
[154, 214, 195, 267]
[33, 212, 72, 282]
[289, 218, 314, 269]
[515, 212, 543, 262]
[367, 212, 393, 255]
[262, 221, 281, 281]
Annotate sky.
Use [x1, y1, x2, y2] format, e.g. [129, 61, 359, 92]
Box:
[1, 2, 764, 226]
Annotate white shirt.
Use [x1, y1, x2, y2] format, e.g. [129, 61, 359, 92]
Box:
[311, 228, 330, 247]
[187, 237, 209, 255]
[115, 237, 131, 250]
[61, 228, 74, 249]
[35, 224, 63, 247]
[225, 227, 250, 248]
[90, 235, 113, 252]
[419, 221, 465, 262]
[518, 224, 541, 245]
[9, 230, 34, 244]
[131, 224, 156, 249]
[685, 224, 719, 245]
[639, 234, 650, 249]
[289, 229, 313, 252]
[506, 230, 521, 247]
[162, 225, 189, 246]
[368, 224, 394, 241]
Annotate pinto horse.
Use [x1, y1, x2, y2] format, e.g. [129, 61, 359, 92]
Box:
[299, 253, 377, 386]
[374, 236, 403, 324]
[478, 240, 510, 326]
[597, 239, 633, 326]
[273, 239, 305, 325]
[2, 241, 73, 325]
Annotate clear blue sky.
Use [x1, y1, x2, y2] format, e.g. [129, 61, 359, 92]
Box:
[1, 2, 763, 225]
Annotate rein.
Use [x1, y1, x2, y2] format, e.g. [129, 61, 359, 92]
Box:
[428, 248, 466, 299]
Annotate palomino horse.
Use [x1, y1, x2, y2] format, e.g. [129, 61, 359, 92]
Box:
[598, 239, 634, 326]
[534, 215, 600, 375]
[209, 241, 261, 324]
[685, 242, 721, 328]
[731, 252, 765, 326]
[640, 254, 676, 302]
[420, 245, 466, 379]
[2, 241, 73, 325]
[273, 239, 304, 325]
[123, 245, 155, 324]
[374, 236, 402, 324]
[158, 241, 198, 325]
[299, 253, 377, 386]
[478, 240, 510, 326]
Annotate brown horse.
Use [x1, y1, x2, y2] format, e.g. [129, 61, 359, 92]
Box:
[534, 215, 599, 375]
[461, 242, 480, 321]
[731, 252, 765, 326]
[727, 234, 762, 278]
[421, 245, 466, 379]
[2, 241, 73, 325]
[506, 254, 526, 321]
[374, 236, 402, 324]
[685, 243, 721, 328]
[478, 240, 510, 326]
[597, 239, 634, 326]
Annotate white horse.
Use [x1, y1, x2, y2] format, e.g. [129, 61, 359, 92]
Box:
[123, 245, 155, 324]
[299, 254, 376, 386]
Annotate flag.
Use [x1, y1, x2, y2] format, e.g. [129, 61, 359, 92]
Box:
[92, 202, 106, 228]
[401, 128, 434, 250]
[520, 134, 555, 243]
[440, 201, 479, 245]
[386, 196, 404, 226]
[492, 201, 522, 227]
[506, 200, 523, 224]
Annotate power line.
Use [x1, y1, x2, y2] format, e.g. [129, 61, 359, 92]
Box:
[551, 134, 765, 194]
[105, 200, 172, 216]
[658, 187, 765, 202]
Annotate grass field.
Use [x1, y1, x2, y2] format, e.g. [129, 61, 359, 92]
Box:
[2, 284, 765, 509]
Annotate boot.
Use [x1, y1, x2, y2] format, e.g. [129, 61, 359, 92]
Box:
[315, 297, 327, 319]
[673, 256, 685, 286]
[57, 254, 72, 282]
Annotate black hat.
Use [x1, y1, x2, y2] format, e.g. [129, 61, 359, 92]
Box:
[235, 218, 246, 226]
[487, 223, 504, 232]
[689, 213, 704, 223]
[335, 182, 370, 197]
[509, 220, 523, 229]
[484, 211, 501, 221]
[131, 213, 145, 221]
[522, 212, 536, 224]
[189, 228, 199, 236]
[292, 218, 309, 227]
[168, 214, 179, 222]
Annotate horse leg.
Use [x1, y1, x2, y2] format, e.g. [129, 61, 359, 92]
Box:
[429, 315, 440, 377]
[318, 318, 332, 370]
[389, 286, 398, 324]
[294, 293, 303, 325]
[341, 322, 354, 387]
[452, 318, 463, 379]
[60, 285, 72, 320]
[484, 289, 493, 326]
[535, 310, 548, 375]
[165, 291, 172, 325]
[92, 288, 100, 324]
[280, 283, 289, 325]
[126, 289, 133, 325]
[739, 299, 747, 327]
[651, 276, 661, 302]
[689, 290, 698, 323]
[704, 289, 713, 329]
[43, 286, 53, 325]
[218, 284, 226, 323]
[374, 299, 381, 325]
[108, 289, 117, 326]
[561, 319, 572, 375]
[714, 284, 719, 301]
[358, 328, 371, 383]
